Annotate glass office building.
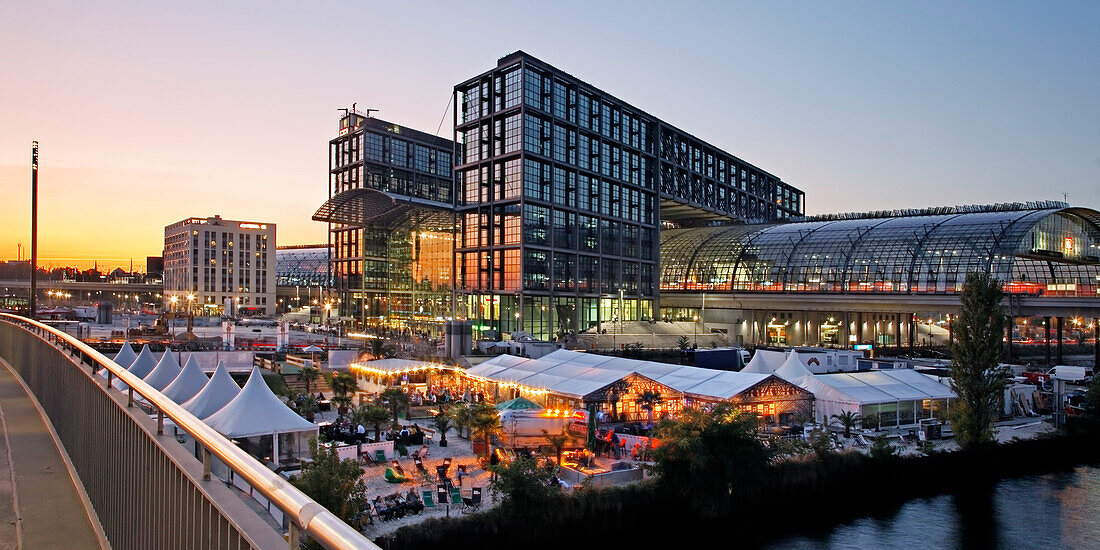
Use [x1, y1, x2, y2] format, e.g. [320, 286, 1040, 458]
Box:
[453, 51, 804, 341]
[315, 115, 456, 333]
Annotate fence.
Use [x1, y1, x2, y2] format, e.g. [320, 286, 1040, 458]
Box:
[0, 314, 376, 549]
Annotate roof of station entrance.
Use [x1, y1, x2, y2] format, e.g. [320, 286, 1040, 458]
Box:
[659, 202, 1100, 296]
[312, 188, 455, 231]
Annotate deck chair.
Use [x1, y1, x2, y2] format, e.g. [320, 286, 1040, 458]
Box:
[375, 449, 386, 463]
[442, 457, 452, 471]
[856, 434, 871, 447]
[436, 484, 447, 507]
[894, 434, 907, 446]
[422, 488, 435, 507]
[917, 429, 928, 443]
[414, 458, 430, 479]
[470, 487, 482, 512]
[449, 486, 463, 507]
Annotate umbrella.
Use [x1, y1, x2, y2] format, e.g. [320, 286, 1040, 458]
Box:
[494, 397, 543, 411]
[301, 345, 324, 368]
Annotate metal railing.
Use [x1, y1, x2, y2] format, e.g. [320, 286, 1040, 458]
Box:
[0, 314, 377, 550]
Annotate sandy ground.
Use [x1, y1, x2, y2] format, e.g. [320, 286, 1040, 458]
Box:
[351, 417, 499, 538]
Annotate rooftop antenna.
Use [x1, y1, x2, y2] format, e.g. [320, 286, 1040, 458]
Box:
[1063, 192, 1069, 202]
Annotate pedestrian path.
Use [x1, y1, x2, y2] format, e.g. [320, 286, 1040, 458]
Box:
[0, 360, 105, 550]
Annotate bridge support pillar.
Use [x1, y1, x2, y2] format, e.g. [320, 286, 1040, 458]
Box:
[1057, 316, 1064, 365]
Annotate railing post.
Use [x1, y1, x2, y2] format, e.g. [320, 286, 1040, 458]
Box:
[288, 521, 300, 549]
[128, 387, 134, 407]
[106, 371, 113, 389]
[157, 409, 164, 435]
[202, 447, 211, 481]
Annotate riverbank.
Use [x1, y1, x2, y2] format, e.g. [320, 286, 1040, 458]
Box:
[376, 429, 1100, 549]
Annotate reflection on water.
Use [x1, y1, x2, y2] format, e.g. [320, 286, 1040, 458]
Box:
[766, 466, 1100, 550]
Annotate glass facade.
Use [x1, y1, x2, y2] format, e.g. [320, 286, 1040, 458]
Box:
[454, 52, 802, 341]
[326, 116, 456, 334]
[660, 203, 1100, 296]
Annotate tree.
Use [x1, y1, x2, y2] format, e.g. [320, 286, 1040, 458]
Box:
[676, 335, 690, 352]
[450, 402, 473, 439]
[467, 402, 500, 456]
[636, 390, 663, 427]
[299, 366, 320, 396]
[650, 404, 772, 505]
[329, 372, 357, 418]
[380, 387, 410, 426]
[488, 455, 561, 511]
[330, 371, 357, 398]
[297, 395, 319, 422]
[870, 434, 898, 459]
[353, 403, 391, 441]
[830, 411, 862, 438]
[290, 438, 366, 525]
[542, 430, 572, 465]
[807, 426, 835, 457]
[431, 406, 453, 447]
[949, 272, 1010, 448]
[368, 338, 395, 360]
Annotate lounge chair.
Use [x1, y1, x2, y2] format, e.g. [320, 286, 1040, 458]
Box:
[422, 489, 435, 507]
[449, 486, 463, 507]
[384, 467, 409, 483]
[470, 487, 482, 512]
[855, 434, 871, 447]
[375, 449, 386, 463]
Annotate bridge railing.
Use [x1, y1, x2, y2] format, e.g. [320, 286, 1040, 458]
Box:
[0, 314, 376, 550]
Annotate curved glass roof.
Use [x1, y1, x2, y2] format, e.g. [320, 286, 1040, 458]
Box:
[660, 205, 1100, 297]
[276, 247, 331, 287]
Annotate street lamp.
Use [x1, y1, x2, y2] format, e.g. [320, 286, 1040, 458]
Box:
[693, 315, 699, 348]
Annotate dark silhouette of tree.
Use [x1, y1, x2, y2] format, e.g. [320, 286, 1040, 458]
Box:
[949, 272, 1009, 448]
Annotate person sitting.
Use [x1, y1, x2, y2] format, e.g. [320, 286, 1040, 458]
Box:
[456, 464, 468, 483]
[405, 489, 424, 514]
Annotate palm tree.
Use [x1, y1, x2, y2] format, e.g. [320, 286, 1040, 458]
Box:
[380, 387, 410, 426]
[330, 372, 357, 399]
[450, 403, 473, 439]
[432, 406, 453, 447]
[353, 403, 391, 441]
[467, 403, 500, 457]
[368, 338, 395, 360]
[331, 395, 353, 420]
[543, 430, 571, 465]
[636, 390, 664, 426]
[299, 366, 319, 396]
[830, 411, 863, 438]
[298, 395, 319, 422]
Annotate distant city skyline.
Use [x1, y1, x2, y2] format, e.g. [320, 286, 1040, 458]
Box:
[2, 1, 1098, 266]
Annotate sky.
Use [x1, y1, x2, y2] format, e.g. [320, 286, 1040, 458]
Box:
[2, 1, 1098, 271]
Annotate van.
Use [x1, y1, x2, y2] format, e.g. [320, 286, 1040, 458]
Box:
[1050, 366, 1093, 383]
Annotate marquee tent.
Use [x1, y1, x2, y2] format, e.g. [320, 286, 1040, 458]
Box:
[112, 341, 136, 369]
[162, 355, 209, 404]
[181, 361, 240, 420]
[774, 352, 814, 383]
[799, 369, 955, 427]
[204, 367, 317, 466]
[144, 348, 182, 391]
[741, 349, 787, 374]
[112, 345, 157, 391]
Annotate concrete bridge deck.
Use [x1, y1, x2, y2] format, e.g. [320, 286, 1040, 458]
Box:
[0, 358, 105, 550]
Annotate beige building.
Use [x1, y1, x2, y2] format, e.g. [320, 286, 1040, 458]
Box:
[164, 215, 276, 315]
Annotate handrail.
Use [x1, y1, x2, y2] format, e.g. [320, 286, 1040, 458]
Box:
[0, 314, 377, 550]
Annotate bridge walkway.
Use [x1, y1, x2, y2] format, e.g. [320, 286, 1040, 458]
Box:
[0, 358, 105, 550]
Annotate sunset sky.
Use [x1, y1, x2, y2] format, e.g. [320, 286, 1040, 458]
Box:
[2, 1, 1098, 271]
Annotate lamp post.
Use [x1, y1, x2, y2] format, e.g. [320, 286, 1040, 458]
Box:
[693, 315, 699, 348]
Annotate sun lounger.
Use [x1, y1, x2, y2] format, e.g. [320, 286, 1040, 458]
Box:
[375, 449, 386, 463]
[422, 489, 435, 507]
[855, 434, 871, 447]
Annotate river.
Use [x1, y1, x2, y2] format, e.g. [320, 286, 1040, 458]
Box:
[764, 466, 1100, 549]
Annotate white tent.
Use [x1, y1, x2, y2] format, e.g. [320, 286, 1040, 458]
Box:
[113, 345, 157, 391]
[162, 355, 209, 404]
[203, 367, 317, 466]
[101, 341, 137, 379]
[112, 341, 137, 369]
[144, 348, 182, 390]
[181, 361, 240, 420]
[774, 352, 814, 383]
[799, 369, 956, 426]
[741, 349, 786, 374]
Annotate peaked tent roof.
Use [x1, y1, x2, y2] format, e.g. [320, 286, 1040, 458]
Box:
[181, 361, 241, 419]
[470, 349, 796, 402]
[774, 352, 814, 383]
[112, 342, 137, 369]
[162, 355, 209, 404]
[741, 349, 786, 374]
[113, 345, 157, 390]
[144, 348, 182, 390]
[204, 367, 317, 438]
[800, 369, 956, 406]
